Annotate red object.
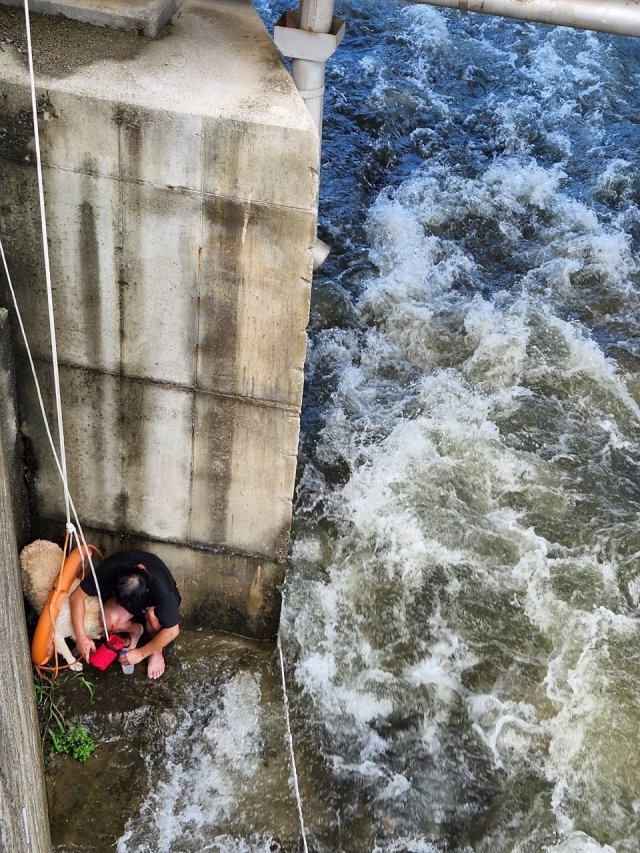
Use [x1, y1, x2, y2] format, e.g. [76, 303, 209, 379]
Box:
[89, 634, 127, 671]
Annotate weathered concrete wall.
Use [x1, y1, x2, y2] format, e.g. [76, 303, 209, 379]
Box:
[0, 0, 318, 637]
[0, 307, 29, 546]
[0, 427, 51, 852]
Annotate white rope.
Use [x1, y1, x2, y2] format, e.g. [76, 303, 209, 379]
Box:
[0, 238, 110, 641]
[23, 0, 71, 526]
[277, 633, 309, 853]
[0, 0, 110, 643]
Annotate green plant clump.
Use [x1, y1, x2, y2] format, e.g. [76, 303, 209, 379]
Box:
[34, 671, 98, 763]
[49, 724, 97, 763]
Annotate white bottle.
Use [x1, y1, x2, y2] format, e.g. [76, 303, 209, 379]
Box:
[119, 651, 134, 675]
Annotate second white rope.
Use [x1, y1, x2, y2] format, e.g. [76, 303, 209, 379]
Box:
[277, 633, 310, 853]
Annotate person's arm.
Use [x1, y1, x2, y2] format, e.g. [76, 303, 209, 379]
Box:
[69, 586, 96, 662]
[121, 624, 179, 666]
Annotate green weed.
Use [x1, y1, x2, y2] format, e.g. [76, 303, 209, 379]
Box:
[33, 671, 98, 763]
[49, 724, 97, 763]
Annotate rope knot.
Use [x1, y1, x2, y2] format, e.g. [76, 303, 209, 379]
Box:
[66, 521, 76, 534]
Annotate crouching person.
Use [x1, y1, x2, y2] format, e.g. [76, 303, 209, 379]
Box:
[70, 550, 181, 679]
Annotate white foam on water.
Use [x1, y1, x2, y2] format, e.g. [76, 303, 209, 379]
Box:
[117, 672, 281, 853]
[401, 4, 452, 91]
[543, 832, 616, 853]
[197, 838, 280, 853]
[467, 693, 543, 772]
[372, 838, 441, 853]
[402, 4, 451, 52]
[542, 609, 640, 841]
[526, 34, 604, 95]
[287, 134, 640, 846]
[596, 158, 638, 202]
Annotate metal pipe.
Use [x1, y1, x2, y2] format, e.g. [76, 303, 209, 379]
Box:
[299, 0, 334, 32]
[407, 0, 640, 39]
[275, 1, 340, 269]
[291, 56, 327, 136]
[291, 0, 336, 139]
[283, 0, 336, 269]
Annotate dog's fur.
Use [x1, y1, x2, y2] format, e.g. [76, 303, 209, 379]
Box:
[20, 539, 105, 671]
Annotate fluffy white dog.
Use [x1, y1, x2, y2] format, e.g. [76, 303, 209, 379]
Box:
[20, 539, 129, 671]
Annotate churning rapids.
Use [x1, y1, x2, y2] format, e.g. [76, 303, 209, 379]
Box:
[120, 3, 640, 851]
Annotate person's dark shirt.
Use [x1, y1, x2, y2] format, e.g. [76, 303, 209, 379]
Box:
[80, 550, 181, 629]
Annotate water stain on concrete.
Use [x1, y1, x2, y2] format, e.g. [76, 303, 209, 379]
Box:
[79, 197, 103, 364]
[199, 194, 241, 391]
[0, 92, 53, 164]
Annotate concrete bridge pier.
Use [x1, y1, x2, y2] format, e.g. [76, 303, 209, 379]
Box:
[0, 0, 319, 639]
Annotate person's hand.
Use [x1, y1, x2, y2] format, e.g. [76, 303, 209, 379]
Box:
[77, 635, 96, 663]
[120, 648, 144, 666]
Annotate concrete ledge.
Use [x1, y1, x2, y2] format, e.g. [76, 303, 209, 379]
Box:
[0, 422, 52, 852]
[0, 0, 180, 38]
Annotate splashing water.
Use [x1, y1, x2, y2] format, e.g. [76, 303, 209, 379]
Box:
[282, 2, 640, 851]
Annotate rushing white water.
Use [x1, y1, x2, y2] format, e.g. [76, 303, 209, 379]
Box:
[120, 2, 640, 850]
[282, 3, 640, 851]
[117, 664, 301, 852]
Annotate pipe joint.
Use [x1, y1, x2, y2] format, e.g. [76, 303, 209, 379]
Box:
[273, 11, 346, 62]
[296, 85, 326, 99]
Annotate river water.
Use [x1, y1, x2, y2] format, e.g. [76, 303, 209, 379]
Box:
[119, 3, 640, 850]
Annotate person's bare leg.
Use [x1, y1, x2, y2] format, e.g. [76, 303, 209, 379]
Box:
[144, 608, 165, 680]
